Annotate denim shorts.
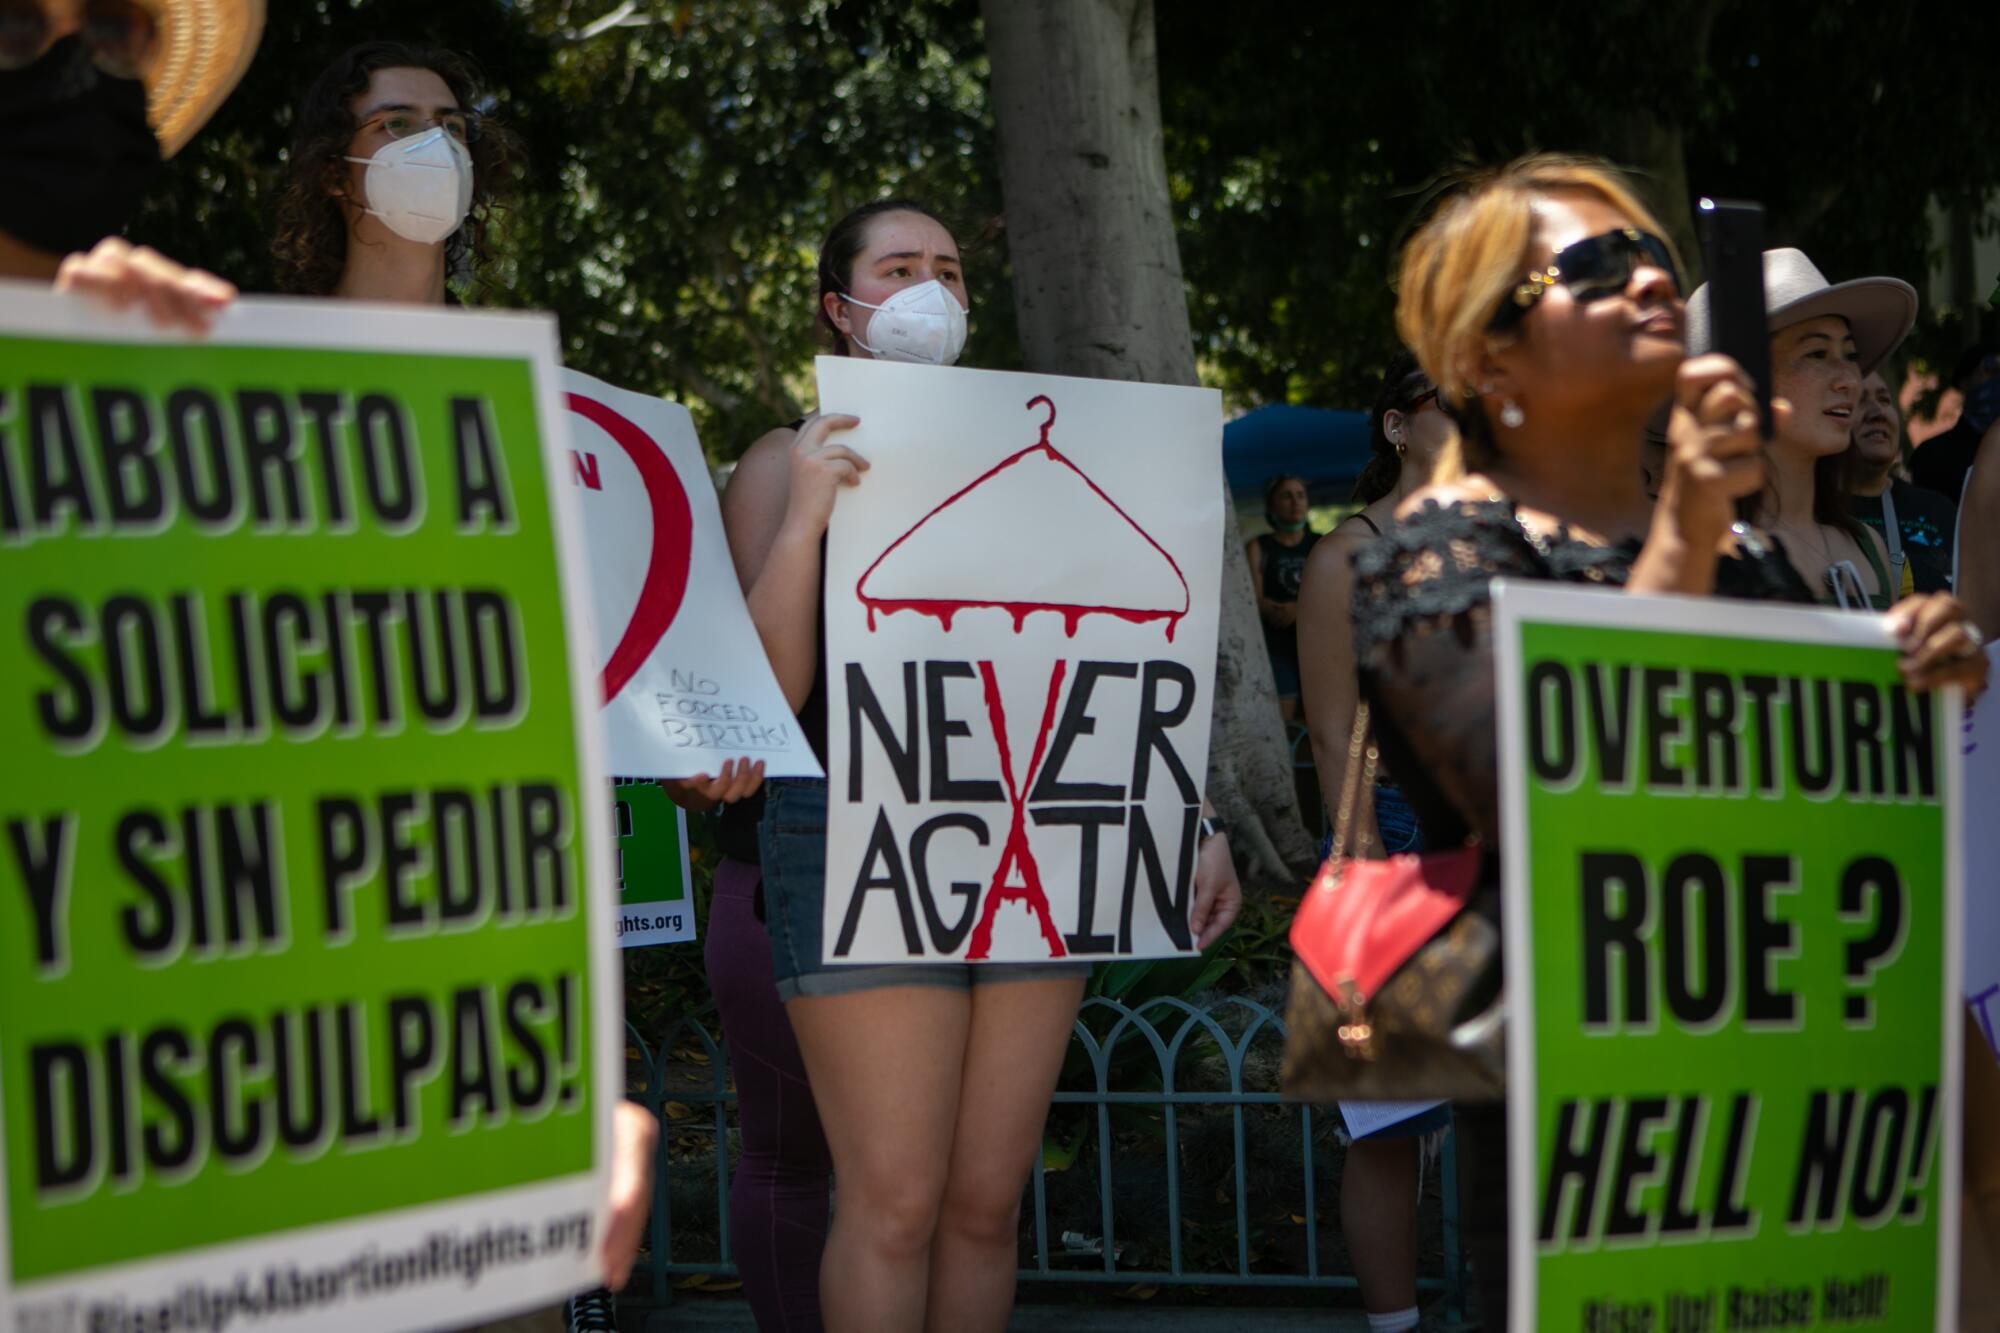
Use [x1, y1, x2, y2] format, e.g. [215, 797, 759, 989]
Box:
[1318, 782, 1426, 860]
[758, 779, 1094, 1001]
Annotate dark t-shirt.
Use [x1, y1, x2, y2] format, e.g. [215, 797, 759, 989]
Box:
[1912, 419, 1979, 505]
[1255, 530, 1314, 657]
[1849, 479, 1958, 594]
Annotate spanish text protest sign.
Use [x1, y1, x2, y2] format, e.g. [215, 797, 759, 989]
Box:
[818, 359, 1222, 963]
[564, 370, 820, 780]
[1493, 583, 1962, 1331]
[0, 288, 618, 1331]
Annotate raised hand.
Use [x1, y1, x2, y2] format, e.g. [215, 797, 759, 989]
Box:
[1660, 353, 1779, 548]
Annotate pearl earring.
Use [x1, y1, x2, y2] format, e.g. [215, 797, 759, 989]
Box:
[1500, 399, 1525, 429]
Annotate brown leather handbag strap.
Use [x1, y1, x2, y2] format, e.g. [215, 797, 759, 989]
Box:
[1328, 702, 1381, 864]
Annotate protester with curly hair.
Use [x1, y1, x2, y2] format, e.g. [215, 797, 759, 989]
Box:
[270, 40, 517, 302]
[267, 44, 647, 1333]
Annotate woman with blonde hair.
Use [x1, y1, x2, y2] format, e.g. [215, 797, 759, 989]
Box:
[1340, 153, 1985, 1325]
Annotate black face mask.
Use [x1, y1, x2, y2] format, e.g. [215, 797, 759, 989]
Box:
[0, 35, 161, 257]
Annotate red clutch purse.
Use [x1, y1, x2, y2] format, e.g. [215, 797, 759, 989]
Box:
[1280, 704, 1505, 1101]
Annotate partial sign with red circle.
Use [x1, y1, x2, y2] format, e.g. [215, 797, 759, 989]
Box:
[818, 358, 1223, 965]
[563, 370, 823, 780]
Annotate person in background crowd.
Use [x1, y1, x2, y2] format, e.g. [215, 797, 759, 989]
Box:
[722, 198, 1241, 1333]
[1248, 474, 1318, 721]
[0, 0, 252, 321]
[1361, 153, 1986, 1329]
[1300, 352, 1451, 854]
[272, 39, 518, 302]
[1912, 342, 2000, 505]
[1846, 370, 1957, 594]
[1688, 249, 1911, 611]
[679, 741, 827, 1333]
[272, 42, 654, 1333]
[1294, 351, 1454, 1333]
[1959, 420, 2000, 640]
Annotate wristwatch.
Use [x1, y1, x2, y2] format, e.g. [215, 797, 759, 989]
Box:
[1199, 814, 1230, 843]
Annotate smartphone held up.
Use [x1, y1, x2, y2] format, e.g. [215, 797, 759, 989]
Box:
[1696, 197, 1775, 440]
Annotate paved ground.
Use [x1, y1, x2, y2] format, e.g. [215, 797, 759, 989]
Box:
[617, 1297, 1410, 1330]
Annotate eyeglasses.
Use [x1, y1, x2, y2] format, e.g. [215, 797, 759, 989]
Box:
[1409, 384, 1443, 411]
[1488, 227, 1682, 333]
[357, 107, 482, 145]
[0, 0, 157, 79]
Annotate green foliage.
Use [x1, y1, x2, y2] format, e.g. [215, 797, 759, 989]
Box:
[127, 0, 1013, 459]
[1157, 0, 2000, 411]
[126, 0, 2000, 445]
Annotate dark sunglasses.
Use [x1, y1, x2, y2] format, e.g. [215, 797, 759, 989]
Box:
[0, 0, 157, 79]
[1408, 384, 1443, 411]
[1488, 227, 1682, 332]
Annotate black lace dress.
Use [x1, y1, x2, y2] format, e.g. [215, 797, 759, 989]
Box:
[1347, 497, 1812, 1327]
[1351, 497, 1811, 848]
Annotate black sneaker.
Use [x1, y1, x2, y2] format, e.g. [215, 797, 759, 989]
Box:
[562, 1288, 617, 1333]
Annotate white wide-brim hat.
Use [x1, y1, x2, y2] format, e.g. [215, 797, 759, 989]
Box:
[145, 0, 266, 157]
[1686, 247, 1917, 376]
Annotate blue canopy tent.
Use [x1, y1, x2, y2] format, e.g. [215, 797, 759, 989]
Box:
[1222, 403, 1372, 518]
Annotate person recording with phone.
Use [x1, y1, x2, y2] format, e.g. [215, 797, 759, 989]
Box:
[1342, 154, 1986, 1330]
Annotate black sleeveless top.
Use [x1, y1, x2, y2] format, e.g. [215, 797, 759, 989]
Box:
[716, 421, 829, 864]
[1255, 529, 1315, 656]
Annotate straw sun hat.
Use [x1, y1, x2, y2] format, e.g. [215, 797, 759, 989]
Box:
[143, 0, 265, 156]
[1687, 247, 1918, 376]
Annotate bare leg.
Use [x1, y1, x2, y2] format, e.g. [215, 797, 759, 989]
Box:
[1342, 1136, 1420, 1314]
[786, 986, 971, 1333]
[924, 975, 1088, 1333]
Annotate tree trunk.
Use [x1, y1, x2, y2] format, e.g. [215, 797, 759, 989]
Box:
[1612, 110, 1700, 284]
[1609, 0, 1721, 285]
[979, 0, 1316, 887]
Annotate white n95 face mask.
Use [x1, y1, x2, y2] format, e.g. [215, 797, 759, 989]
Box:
[842, 279, 968, 365]
[345, 128, 474, 245]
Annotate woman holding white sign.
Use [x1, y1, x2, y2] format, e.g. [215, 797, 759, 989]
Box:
[722, 199, 1241, 1332]
[1334, 154, 1987, 1329]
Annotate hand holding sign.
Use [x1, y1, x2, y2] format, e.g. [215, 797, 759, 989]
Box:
[780, 412, 866, 539]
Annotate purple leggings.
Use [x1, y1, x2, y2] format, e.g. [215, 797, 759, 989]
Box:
[704, 857, 831, 1332]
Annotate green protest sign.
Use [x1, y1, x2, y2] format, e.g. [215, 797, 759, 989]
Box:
[611, 778, 694, 947]
[1494, 582, 1963, 1332]
[0, 288, 617, 1331]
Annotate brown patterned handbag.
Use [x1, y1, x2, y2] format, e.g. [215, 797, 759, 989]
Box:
[1279, 703, 1506, 1102]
